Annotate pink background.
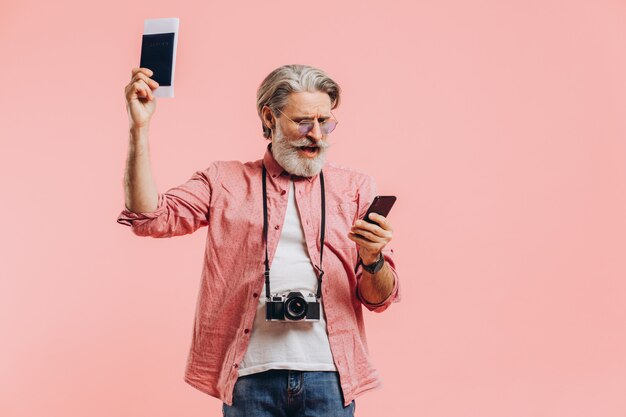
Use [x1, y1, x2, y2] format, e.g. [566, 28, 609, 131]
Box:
[2, 0, 626, 416]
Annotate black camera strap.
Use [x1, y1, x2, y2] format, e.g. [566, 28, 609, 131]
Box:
[262, 164, 325, 301]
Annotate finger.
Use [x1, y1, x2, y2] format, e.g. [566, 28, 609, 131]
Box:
[132, 72, 160, 90]
[347, 232, 368, 246]
[125, 77, 149, 95]
[350, 227, 392, 243]
[366, 213, 392, 231]
[349, 228, 381, 243]
[134, 80, 150, 97]
[348, 233, 385, 254]
[354, 219, 383, 233]
[143, 84, 154, 101]
[131, 67, 154, 78]
[133, 73, 159, 89]
[353, 219, 389, 238]
[129, 79, 152, 100]
[352, 226, 386, 241]
[348, 231, 377, 245]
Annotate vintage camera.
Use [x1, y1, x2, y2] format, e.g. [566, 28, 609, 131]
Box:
[266, 291, 320, 321]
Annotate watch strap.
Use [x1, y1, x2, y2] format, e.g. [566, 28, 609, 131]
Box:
[360, 253, 384, 274]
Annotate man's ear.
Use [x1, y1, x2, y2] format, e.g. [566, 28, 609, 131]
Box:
[262, 105, 275, 130]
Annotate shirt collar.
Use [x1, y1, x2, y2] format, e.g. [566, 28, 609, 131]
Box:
[263, 142, 319, 183]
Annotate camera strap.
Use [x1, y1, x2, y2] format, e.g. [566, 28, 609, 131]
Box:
[262, 164, 325, 301]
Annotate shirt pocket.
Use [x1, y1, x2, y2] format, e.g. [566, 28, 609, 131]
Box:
[326, 202, 358, 249]
[209, 186, 263, 251]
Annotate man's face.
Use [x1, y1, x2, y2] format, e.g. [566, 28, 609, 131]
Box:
[269, 91, 333, 178]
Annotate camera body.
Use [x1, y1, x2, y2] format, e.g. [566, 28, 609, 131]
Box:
[266, 291, 320, 321]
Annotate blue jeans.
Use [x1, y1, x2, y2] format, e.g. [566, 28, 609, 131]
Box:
[222, 370, 356, 417]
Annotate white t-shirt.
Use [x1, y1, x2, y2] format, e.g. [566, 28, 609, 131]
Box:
[238, 179, 337, 376]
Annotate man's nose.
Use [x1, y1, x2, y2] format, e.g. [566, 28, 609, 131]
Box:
[306, 119, 323, 142]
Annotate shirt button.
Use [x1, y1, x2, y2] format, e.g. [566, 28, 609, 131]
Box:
[253, 292, 258, 298]
[274, 225, 280, 230]
[244, 329, 250, 334]
[281, 190, 286, 195]
[233, 363, 239, 368]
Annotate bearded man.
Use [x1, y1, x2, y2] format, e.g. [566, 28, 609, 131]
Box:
[117, 64, 402, 417]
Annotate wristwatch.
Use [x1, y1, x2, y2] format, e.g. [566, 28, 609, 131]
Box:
[360, 253, 385, 274]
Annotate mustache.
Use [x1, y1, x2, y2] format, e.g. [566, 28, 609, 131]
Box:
[289, 138, 331, 149]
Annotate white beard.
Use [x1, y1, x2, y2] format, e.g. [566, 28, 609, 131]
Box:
[270, 123, 330, 177]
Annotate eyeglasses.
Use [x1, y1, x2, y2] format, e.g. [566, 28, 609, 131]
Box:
[276, 108, 339, 135]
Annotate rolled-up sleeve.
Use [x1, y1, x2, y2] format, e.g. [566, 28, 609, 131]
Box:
[116, 163, 217, 238]
[353, 174, 402, 313]
[355, 248, 401, 312]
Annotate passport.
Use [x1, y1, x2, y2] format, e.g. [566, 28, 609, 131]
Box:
[140, 18, 179, 98]
[140, 32, 175, 86]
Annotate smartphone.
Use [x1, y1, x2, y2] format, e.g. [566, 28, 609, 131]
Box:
[362, 196, 397, 224]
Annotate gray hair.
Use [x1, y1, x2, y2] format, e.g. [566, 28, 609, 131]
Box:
[256, 64, 341, 139]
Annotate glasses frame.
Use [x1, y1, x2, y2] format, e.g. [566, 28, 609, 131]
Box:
[276, 108, 339, 136]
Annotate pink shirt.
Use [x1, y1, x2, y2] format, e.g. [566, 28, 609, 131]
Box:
[116, 144, 401, 406]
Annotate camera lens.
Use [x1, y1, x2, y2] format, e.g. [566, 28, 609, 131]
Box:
[285, 294, 308, 320]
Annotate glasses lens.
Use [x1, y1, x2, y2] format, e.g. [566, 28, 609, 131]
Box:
[321, 120, 337, 134]
[298, 122, 314, 135]
[298, 120, 338, 135]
